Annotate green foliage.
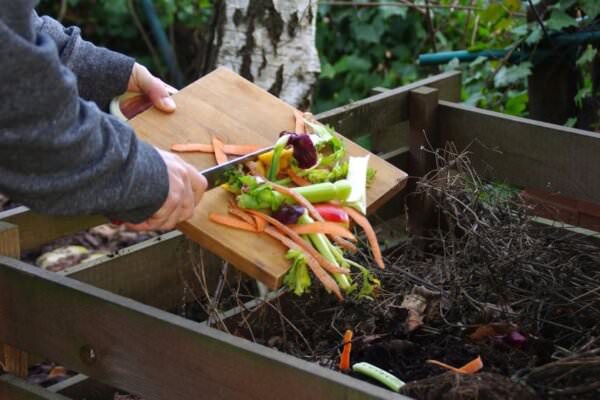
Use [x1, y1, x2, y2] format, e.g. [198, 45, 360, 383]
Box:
[314, 3, 424, 113]
[36, 0, 213, 80]
[34, 0, 600, 120]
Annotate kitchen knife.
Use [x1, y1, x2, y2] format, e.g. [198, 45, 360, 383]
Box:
[201, 144, 274, 189]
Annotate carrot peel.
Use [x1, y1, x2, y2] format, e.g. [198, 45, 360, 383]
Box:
[426, 356, 483, 374]
[343, 206, 384, 269]
[212, 136, 228, 165]
[289, 222, 356, 241]
[208, 212, 257, 232]
[339, 329, 353, 371]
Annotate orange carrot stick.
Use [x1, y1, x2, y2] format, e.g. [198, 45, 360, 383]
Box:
[245, 210, 348, 276]
[288, 169, 311, 186]
[426, 356, 483, 374]
[339, 329, 353, 371]
[343, 207, 385, 269]
[269, 182, 351, 249]
[294, 109, 306, 134]
[228, 207, 256, 226]
[223, 144, 261, 155]
[290, 222, 356, 241]
[253, 215, 267, 232]
[332, 237, 358, 253]
[209, 212, 257, 232]
[171, 143, 214, 153]
[264, 226, 342, 300]
[212, 136, 228, 165]
[170, 143, 260, 155]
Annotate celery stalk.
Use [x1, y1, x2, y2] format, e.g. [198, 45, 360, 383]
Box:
[298, 213, 351, 291]
[267, 135, 290, 181]
[345, 155, 370, 214]
[291, 180, 352, 203]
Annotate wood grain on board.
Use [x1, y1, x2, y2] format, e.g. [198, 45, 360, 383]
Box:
[129, 67, 407, 288]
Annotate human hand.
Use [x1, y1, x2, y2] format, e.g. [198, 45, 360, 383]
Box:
[127, 62, 178, 113]
[125, 149, 207, 231]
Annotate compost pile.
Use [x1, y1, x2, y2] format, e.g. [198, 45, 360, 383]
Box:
[191, 145, 600, 400]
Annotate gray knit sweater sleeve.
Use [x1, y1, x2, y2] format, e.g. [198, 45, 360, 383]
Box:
[0, 1, 169, 223]
[32, 11, 134, 111]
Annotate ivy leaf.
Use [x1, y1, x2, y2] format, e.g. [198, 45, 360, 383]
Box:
[504, 0, 522, 12]
[481, 4, 505, 25]
[581, 0, 600, 19]
[575, 87, 591, 108]
[379, 5, 407, 19]
[494, 62, 532, 88]
[351, 21, 384, 44]
[321, 62, 336, 79]
[565, 117, 578, 128]
[576, 45, 598, 67]
[526, 25, 543, 45]
[333, 55, 371, 74]
[504, 91, 528, 116]
[546, 10, 577, 31]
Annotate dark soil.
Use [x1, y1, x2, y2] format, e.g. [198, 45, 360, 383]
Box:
[184, 146, 600, 400]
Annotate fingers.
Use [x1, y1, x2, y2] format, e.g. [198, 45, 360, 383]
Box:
[126, 150, 207, 232]
[129, 63, 176, 113]
[187, 165, 208, 204]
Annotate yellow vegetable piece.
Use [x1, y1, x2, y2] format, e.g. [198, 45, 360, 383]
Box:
[259, 148, 293, 174]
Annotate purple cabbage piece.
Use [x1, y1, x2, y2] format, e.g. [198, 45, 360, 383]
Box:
[272, 204, 306, 224]
[279, 131, 317, 169]
[503, 331, 527, 348]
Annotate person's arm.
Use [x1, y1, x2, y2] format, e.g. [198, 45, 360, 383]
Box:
[0, 3, 170, 223]
[31, 11, 136, 111]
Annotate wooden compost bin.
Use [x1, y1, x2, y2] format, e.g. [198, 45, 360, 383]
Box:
[2, 70, 600, 400]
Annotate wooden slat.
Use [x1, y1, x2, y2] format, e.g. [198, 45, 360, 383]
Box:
[316, 71, 461, 138]
[61, 231, 220, 311]
[408, 87, 440, 236]
[0, 206, 104, 252]
[0, 222, 28, 378]
[0, 375, 70, 400]
[0, 257, 409, 400]
[439, 101, 600, 204]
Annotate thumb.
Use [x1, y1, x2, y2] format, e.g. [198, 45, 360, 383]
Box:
[134, 66, 176, 113]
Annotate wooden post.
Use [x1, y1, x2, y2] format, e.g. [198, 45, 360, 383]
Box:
[0, 221, 29, 378]
[408, 87, 439, 237]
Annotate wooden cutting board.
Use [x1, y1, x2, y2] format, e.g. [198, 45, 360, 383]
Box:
[129, 67, 407, 289]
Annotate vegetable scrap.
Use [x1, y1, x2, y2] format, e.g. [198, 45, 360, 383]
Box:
[426, 356, 483, 374]
[200, 111, 384, 300]
[339, 329, 353, 371]
[171, 143, 261, 155]
[211, 136, 228, 165]
[352, 362, 405, 392]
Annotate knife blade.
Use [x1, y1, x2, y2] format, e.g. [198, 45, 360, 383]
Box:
[201, 144, 275, 189]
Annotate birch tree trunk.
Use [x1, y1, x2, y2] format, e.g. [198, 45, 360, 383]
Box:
[209, 0, 320, 109]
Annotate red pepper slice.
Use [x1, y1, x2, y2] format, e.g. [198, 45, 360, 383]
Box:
[314, 204, 350, 226]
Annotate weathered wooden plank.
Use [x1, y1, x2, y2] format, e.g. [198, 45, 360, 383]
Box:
[0, 222, 28, 378]
[0, 375, 70, 400]
[60, 231, 219, 311]
[0, 206, 104, 252]
[316, 71, 461, 138]
[0, 257, 409, 400]
[408, 87, 440, 236]
[439, 101, 600, 204]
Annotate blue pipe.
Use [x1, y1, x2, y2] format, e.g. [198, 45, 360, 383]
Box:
[418, 49, 512, 65]
[140, 0, 185, 88]
[418, 30, 600, 66]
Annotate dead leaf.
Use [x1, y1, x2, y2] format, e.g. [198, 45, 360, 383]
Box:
[400, 291, 428, 332]
[469, 322, 517, 341]
[47, 366, 67, 380]
[36, 245, 90, 271]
